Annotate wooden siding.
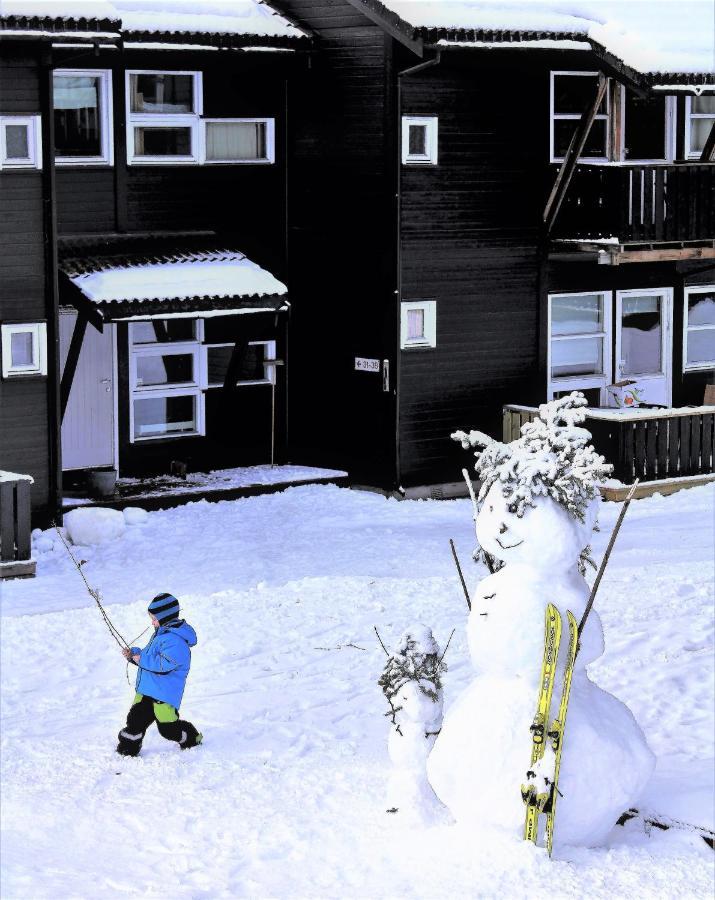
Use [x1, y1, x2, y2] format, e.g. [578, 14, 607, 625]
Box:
[0, 378, 51, 511]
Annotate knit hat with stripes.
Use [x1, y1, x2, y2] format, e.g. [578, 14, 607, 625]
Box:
[148, 592, 180, 625]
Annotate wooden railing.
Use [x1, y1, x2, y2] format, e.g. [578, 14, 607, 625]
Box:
[553, 163, 715, 243]
[0, 472, 35, 579]
[503, 405, 715, 485]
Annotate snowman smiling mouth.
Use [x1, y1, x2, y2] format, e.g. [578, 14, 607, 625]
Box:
[496, 537, 524, 550]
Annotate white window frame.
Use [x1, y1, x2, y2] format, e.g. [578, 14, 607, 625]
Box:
[0, 116, 42, 170]
[53, 69, 113, 166]
[618, 87, 676, 164]
[201, 118, 275, 165]
[550, 71, 610, 163]
[684, 94, 715, 160]
[402, 116, 438, 165]
[204, 339, 277, 386]
[683, 285, 715, 372]
[547, 291, 612, 403]
[126, 70, 202, 165]
[400, 300, 437, 349]
[128, 319, 205, 442]
[1, 322, 47, 377]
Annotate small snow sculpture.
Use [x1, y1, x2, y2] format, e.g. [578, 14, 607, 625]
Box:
[428, 393, 655, 850]
[64, 507, 126, 546]
[379, 626, 450, 825]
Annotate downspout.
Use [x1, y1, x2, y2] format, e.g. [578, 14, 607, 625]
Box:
[394, 50, 441, 493]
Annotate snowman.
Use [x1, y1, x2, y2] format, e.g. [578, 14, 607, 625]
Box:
[427, 393, 655, 849]
[379, 626, 451, 825]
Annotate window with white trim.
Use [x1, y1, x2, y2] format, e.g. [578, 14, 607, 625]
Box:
[548, 292, 611, 402]
[205, 340, 277, 387]
[1, 322, 47, 377]
[53, 70, 113, 165]
[685, 95, 715, 159]
[402, 116, 438, 165]
[683, 286, 715, 371]
[401, 300, 436, 349]
[0, 116, 42, 169]
[550, 72, 609, 162]
[126, 71, 202, 164]
[202, 118, 275, 164]
[129, 319, 205, 441]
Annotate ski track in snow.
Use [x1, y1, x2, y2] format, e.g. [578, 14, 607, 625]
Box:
[1, 484, 713, 898]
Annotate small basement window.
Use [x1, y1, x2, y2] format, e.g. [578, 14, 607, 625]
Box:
[685, 95, 715, 159]
[550, 72, 609, 162]
[1, 323, 47, 377]
[401, 300, 436, 349]
[203, 119, 275, 164]
[126, 70, 202, 164]
[53, 70, 113, 165]
[402, 116, 438, 165]
[0, 116, 42, 169]
[683, 286, 715, 371]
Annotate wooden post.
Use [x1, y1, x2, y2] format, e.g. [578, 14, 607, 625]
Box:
[60, 314, 89, 420]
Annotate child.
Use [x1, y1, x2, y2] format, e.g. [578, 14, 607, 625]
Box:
[116, 593, 202, 756]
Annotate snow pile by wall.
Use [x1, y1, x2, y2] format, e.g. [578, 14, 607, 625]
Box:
[64, 508, 126, 546]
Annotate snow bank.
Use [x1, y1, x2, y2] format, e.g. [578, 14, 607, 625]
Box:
[123, 507, 148, 526]
[64, 507, 126, 546]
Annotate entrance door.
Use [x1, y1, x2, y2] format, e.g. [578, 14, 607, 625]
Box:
[59, 311, 116, 470]
[615, 289, 673, 406]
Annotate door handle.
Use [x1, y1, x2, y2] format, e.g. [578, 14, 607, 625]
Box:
[100, 378, 111, 393]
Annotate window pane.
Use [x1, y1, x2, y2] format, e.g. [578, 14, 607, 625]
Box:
[207, 346, 233, 385]
[686, 328, 715, 366]
[621, 295, 662, 375]
[132, 320, 196, 344]
[551, 294, 603, 336]
[134, 127, 191, 156]
[10, 331, 34, 367]
[131, 74, 194, 114]
[239, 345, 267, 382]
[205, 122, 267, 161]
[551, 336, 603, 377]
[136, 353, 193, 387]
[5, 124, 29, 159]
[553, 75, 606, 115]
[553, 118, 607, 157]
[53, 75, 101, 157]
[692, 96, 715, 115]
[408, 124, 426, 156]
[407, 308, 425, 339]
[687, 291, 715, 327]
[623, 92, 666, 160]
[689, 117, 714, 154]
[133, 395, 196, 438]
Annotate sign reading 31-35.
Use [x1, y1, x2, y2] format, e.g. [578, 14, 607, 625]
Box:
[354, 357, 380, 372]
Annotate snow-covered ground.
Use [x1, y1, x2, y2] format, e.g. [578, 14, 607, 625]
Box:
[1, 483, 713, 898]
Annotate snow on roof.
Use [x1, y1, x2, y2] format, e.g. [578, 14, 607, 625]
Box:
[71, 251, 287, 304]
[380, 0, 715, 75]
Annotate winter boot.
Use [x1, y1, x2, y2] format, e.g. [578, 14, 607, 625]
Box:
[180, 731, 203, 750]
[116, 729, 143, 757]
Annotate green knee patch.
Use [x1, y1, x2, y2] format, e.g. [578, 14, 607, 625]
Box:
[132, 693, 144, 705]
[153, 702, 179, 723]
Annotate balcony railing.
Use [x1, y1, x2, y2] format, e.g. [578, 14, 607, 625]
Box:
[0, 472, 35, 579]
[553, 163, 715, 244]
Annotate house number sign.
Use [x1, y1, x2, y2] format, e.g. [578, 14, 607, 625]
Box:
[354, 357, 380, 372]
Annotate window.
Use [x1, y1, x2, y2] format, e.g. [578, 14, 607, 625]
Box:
[53, 70, 112, 165]
[1, 323, 47, 377]
[126, 71, 202, 164]
[683, 286, 715, 371]
[621, 90, 673, 162]
[205, 340, 277, 387]
[685, 95, 715, 159]
[401, 300, 436, 348]
[402, 116, 438, 165]
[550, 72, 609, 162]
[548, 292, 611, 401]
[0, 116, 42, 169]
[129, 319, 204, 441]
[202, 119, 275, 164]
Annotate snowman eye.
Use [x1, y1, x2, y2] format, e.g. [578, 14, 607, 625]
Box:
[489, 505, 493, 512]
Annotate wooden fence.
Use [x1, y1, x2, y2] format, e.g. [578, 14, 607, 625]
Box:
[0, 473, 35, 579]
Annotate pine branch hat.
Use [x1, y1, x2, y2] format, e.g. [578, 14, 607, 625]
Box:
[148, 592, 181, 624]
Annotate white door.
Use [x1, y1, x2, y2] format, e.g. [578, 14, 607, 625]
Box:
[615, 288, 673, 406]
[60, 311, 116, 470]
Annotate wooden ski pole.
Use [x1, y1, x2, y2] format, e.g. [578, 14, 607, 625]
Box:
[577, 479, 639, 641]
[450, 539, 472, 610]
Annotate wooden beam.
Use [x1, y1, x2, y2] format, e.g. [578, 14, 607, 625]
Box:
[700, 117, 715, 162]
[588, 40, 648, 97]
[544, 73, 608, 235]
[60, 313, 88, 421]
[344, 0, 423, 57]
[611, 246, 715, 264]
[58, 272, 104, 332]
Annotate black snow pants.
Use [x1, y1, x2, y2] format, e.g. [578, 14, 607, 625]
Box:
[116, 693, 201, 756]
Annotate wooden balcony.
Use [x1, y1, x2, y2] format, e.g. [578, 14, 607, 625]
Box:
[553, 163, 715, 244]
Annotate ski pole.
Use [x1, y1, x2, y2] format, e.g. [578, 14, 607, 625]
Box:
[577, 479, 639, 642]
[449, 539, 472, 610]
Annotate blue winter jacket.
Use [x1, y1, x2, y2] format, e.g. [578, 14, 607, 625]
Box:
[131, 619, 197, 709]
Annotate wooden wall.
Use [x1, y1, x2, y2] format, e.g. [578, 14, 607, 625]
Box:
[0, 47, 51, 514]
